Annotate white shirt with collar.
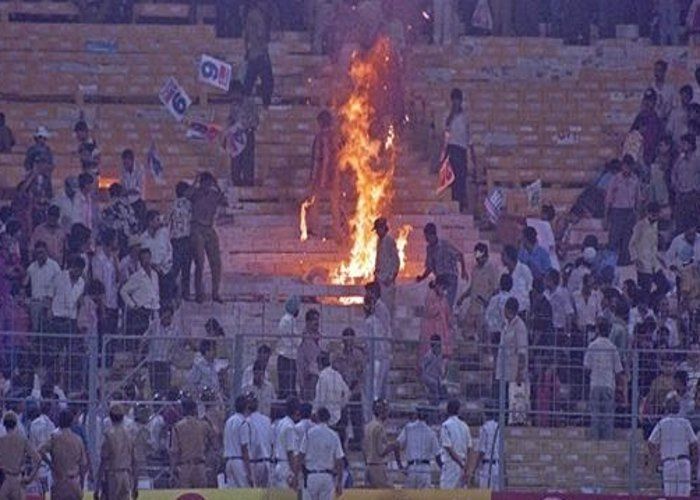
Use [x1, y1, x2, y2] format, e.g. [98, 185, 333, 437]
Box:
[477, 419, 500, 462]
[511, 262, 532, 312]
[92, 248, 119, 309]
[573, 289, 602, 331]
[274, 416, 298, 461]
[276, 313, 299, 360]
[313, 366, 350, 426]
[398, 419, 439, 464]
[440, 415, 471, 465]
[445, 111, 470, 150]
[247, 411, 272, 461]
[648, 415, 697, 460]
[51, 271, 85, 319]
[122, 164, 144, 204]
[299, 422, 344, 471]
[666, 233, 700, 270]
[26, 258, 61, 299]
[223, 412, 251, 459]
[120, 265, 160, 310]
[140, 228, 173, 275]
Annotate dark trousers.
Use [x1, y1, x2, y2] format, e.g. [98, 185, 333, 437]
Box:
[675, 191, 699, 233]
[447, 144, 468, 211]
[150, 361, 171, 395]
[438, 273, 459, 309]
[638, 270, 671, 309]
[100, 307, 118, 367]
[338, 394, 364, 446]
[608, 207, 636, 266]
[244, 53, 274, 107]
[125, 307, 152, 355]
[230, 130, 256, 187]
[171, 237, 193, 299]
[131, 200, 147, 231]
[277, 355, 297, 399]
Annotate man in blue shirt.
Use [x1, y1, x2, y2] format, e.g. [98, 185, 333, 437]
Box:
[518, 226, 552, 280]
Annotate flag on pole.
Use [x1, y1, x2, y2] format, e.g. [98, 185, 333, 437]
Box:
[484, 187, 505, 224]
[436, 158, 455, 194]
[147, 141, 165, 185]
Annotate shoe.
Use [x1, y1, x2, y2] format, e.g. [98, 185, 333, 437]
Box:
[212, 295, 224, 304]
[195, 295, 205, 304]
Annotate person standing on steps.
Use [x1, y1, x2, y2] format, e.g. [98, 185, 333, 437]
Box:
[244, 0, 274, 108]
[443, 88, 471, 213]
[417, 222, 468, 308]
[373, 217, 399, 319]
[187, 172, 227, 304]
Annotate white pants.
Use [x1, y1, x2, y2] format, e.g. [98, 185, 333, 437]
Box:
[478, 461, 500, 489]
[225, 459, 249, 488]
[273, 463, 293, 489]
[374, 359, 390, 399]
[252, 461, 269, 487]
[440, 462, 464, 489]
[406, 465, 432, 489]
[303, 473, 334, 500]
[433, 0, 453, 45]
[663, 458, 691, 497]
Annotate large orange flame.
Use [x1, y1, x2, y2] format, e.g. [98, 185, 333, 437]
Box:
[330, 38, 403, 285]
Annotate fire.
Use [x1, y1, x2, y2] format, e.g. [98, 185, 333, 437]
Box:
[299, 196, 316, 241]
[330, 38, 402, 285]
[98, 176, 119, 190]
[396, 224, 413, 271]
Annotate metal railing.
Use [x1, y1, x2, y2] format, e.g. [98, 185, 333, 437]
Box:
[1, 327, 698, 493]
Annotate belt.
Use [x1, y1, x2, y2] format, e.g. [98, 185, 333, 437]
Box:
[367, 463, 385, 466]
[307, 469, 334, 475]
[251, 458, 271, 463]
[178, 459, 204, 466]
[271, 459, 288, 464]
[407, 460, 430, 466]
[663, 455, 690, 463]
[482, 459, 499, 464]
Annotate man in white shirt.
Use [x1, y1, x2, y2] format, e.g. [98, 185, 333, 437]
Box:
[72, 172, 97, 231]
[544, 269, 574, 334]
[272, 397, 301, 489]
[572, 274, 602, 339]
[24, 241, 60, 333]
[52, 177, 80, 234]
[666, 225, 700, 273]
[120, 248, 160, 337]
[246, 394, 273, 487]
[651, 60, 677, 122]
[297, 407, 344, 500]
[28, 399, 56, 496]
[502, 245, 532, 314]
[140, 210, 173, 302]
[277, 296, 301, 400]
[648, 394, 699, 497]
[397, 407, 440, 489]
[313, 352, 349, 439]
[223, 395, 253, 488]
[363, 297, 391, 421]
[51, 256, 86, 335]
[242, 359, 275, 416]
[485, 274, 513, 340]
[443, 88, 470, 212]
[121, 148, 146, 219]
[91, 230, 120, 335]
[584, 319, 623, 440]
[440, 399, 471, 489]
[471, 408, 501, 489]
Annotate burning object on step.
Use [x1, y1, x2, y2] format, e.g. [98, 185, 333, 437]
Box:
[299, 196, 316, 241]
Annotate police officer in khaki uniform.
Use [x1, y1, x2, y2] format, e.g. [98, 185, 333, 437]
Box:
[96, 404, 137, 500]
[169, 398, 216, 488]
[0, 411, 41, 500]
[39, 409, 88, 500]
[362, 399, 400, 488]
